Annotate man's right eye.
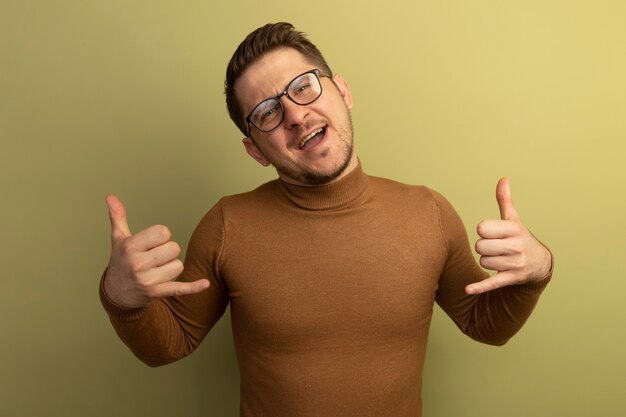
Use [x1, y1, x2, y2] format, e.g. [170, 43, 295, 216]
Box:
[260, 108, 276, 123]
[257, 101, 280, 125]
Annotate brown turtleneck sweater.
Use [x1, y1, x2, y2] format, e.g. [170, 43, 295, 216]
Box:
[100, 164, 551, 416]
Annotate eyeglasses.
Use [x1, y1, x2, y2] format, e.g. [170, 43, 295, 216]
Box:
[245, 69, 325, 135]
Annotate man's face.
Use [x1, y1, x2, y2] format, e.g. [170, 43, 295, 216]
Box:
[235, 47, 357, 186]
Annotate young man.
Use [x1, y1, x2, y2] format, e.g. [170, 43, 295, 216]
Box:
[101, 22, 552, 416]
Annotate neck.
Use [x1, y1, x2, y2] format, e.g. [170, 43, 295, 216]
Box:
[277, 158, 369, 210]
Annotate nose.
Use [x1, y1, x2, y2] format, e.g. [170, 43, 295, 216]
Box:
[280, 96, 309, 129]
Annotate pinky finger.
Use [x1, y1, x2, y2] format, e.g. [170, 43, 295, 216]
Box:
[151, 279, 211, 299]
[465, 271, 516, 295]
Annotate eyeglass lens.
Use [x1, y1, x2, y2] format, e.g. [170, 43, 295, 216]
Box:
[250, 71, 322, 132]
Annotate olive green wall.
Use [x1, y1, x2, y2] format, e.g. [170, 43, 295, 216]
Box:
[2, 1, 624, 416]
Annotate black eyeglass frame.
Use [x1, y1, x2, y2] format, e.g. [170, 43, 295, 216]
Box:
[245, 69, 325, 136]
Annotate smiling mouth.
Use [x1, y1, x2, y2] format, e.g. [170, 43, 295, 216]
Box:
[297, 127, 326, 150]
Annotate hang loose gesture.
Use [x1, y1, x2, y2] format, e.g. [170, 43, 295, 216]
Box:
[465, 179, 552, 295]
[103, 195, 210, 309]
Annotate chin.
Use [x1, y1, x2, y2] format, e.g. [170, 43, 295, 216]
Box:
[300, 148, 354, 186]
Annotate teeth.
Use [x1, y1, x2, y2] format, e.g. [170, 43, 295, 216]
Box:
[298, 128, 324, 149]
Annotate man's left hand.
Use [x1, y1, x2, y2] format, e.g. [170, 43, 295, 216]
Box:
[465, 178, 552, 295]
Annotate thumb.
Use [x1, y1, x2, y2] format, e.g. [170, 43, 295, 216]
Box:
[496, 178, 520, 221]
[106, 194, 132, 241]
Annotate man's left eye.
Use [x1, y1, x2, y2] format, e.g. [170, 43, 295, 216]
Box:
[293, 83, 311, 95]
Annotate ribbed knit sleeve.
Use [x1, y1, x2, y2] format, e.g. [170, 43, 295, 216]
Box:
[431, 189, 552, 345]
[99, 203, 230, 366]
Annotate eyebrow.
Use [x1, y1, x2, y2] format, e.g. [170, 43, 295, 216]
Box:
[244, 78, 285, 116]
[262, 75, 296, 102]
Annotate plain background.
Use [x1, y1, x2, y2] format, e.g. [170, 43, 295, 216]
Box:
[2, 0, 625, 416]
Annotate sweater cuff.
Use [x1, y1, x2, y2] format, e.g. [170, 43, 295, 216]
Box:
[514, 246, 554, 295]
[99, 268, 147, 322]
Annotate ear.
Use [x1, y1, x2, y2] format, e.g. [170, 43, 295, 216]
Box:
[242, 137, 270, 167]
[332, 74, 353, 110]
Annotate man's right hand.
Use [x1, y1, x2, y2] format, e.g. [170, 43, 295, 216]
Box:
[103, 195, 210, 309]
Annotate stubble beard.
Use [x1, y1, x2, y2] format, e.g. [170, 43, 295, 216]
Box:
[295, 112, 354, 186]
[299, 136, 353, 185]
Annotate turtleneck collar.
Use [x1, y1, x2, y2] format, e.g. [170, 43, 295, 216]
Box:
[276, 162, 370, 211]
